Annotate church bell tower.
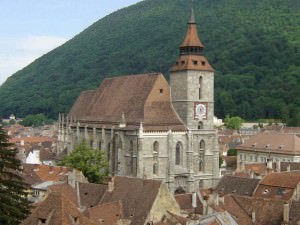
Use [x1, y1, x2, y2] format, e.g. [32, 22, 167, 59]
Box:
[170, 9, 215, 130]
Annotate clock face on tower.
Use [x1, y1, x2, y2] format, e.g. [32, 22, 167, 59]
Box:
[194, 102, 207, 120]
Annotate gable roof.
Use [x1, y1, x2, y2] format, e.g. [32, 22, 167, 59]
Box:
[79, 182, 107, 208]
[215, 175, 260, 196]
[236, 133, 300, 155]
[22, 164, 71, 183]
[99, 176, 162, 225]
[21, 192, 96, 225]
[86, 201, 123, 225]
[258, 171, 300, 188]
[223, 195, 285, 225]
[69, 73, 186, 131]
[175, 193, 203, 214]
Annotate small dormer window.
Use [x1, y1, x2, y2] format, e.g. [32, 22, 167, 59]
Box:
[38, 218, 46, 224]
[159, 88, 163, 94]
[181, 60, 185, 65]
[201, 61, 206, 66]
[193, 60, 198, 65]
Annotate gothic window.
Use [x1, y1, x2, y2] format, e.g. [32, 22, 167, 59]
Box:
[153, 141, 159, 154]
[199, 152, 204, 171]
[175, 142, 183, 165]
[107, 143, 111, 162]
[153, 163, 158, 175]
[198, 121, 204, 129]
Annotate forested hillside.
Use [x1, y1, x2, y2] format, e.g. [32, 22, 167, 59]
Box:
[0, 0, 299, 125]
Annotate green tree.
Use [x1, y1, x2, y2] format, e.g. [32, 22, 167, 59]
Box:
[0, 125, 31, 224]
[59, 141, 109, 183]
[224, 116, 244, 130]
[227, 149, 237, 156]
[20, 113, 53, 127]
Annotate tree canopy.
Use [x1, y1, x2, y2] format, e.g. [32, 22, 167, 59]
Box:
[224, 116, 244, 130]
[0, 125, 31, 224]
[19, 113, 53, 127]
[58, 141, 109, 183]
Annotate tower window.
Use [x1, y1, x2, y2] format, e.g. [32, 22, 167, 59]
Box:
[198, 121, 204, 129]
[199, 76, 203, 99]
[200, 140, 205, 150]
[159, 88, 163, 94]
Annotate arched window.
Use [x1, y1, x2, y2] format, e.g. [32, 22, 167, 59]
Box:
[200, 140, 205, 150]
[153, 141, 159, 154]
[153, 163, 158, 175]
[198, 121, 204, 129]
[199, 159, 203, 171]
[176, 142, 183, 165]
[199, 140, 205, 171]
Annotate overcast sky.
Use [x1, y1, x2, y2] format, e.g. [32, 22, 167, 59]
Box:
[0, 0, 142, 85]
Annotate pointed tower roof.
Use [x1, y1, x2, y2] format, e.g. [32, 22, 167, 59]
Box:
[180, 8, 204, 48]
[170, 9, 214, 72]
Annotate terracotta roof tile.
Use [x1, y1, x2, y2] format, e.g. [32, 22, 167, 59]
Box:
[258, 171, 300, 188]
[170, 54, 214, 72]
[175, 193, 203, 214]
[99, 176, 162, 225]
[215, 175, 260, 196]
[79, 182, 107, 208]
[22, 164, 70, 182]
[70, 73, 186, 131]
[237, 133, 300, 155]
[21, 192, 97, 225]
[86, 201, 123, 225]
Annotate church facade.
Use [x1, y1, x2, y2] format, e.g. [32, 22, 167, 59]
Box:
[58, 11, 219, 193]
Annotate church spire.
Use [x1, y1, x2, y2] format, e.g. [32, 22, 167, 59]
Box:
[170, 8, 213, 72]
[180, 8, 204, 55]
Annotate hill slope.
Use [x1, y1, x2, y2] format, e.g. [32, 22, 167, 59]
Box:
[0, 0, 300, 125]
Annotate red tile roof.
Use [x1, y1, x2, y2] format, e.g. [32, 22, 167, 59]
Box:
[21, 192, 96, 225]
[69, 73, 186, 131]
[236, 133, 300, 155]
[22, 164, 71, 182]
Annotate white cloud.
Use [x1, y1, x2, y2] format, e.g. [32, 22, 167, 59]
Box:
[0, 35, 69, 85]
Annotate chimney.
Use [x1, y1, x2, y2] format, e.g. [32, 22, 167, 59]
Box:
[218, 192, 225, 204]
[202, 197, 208, 215]
[252, 211, 256, 223]
[283, 202, 289, 225]
[76, 181, 81, 209]
[108, 176, 115, 193]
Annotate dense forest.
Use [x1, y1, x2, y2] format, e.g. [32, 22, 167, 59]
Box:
[0, 0, 299, 125]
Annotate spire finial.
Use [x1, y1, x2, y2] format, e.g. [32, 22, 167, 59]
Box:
[189, 0, 195, 23]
